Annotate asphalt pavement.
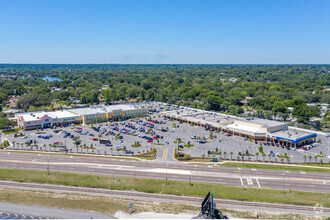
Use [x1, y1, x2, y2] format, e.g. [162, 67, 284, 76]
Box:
[0, 202, 113, 219]
[0, 152, 329, 193]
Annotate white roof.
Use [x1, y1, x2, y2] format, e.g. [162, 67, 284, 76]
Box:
[67, 107, 106, 116]
[67, 104, 139, 116]
[17, 111, 48, 122]
[47, 110, 79, 118]
[105, 104, 137, 111]
[227, 123, 262, 134]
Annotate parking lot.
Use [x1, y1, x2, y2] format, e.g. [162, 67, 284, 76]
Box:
[4, 102, 330, 164]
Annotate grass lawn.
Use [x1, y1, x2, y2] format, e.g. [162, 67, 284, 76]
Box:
[219, 162, 330, 173]
[3, 150, 139, 160]
[2, 129, 19, 135]
[0, 168, 329, 208]
[0, 188, 198, 216]
[184, 144, 194, 148]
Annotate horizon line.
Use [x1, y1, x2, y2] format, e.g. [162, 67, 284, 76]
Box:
[0, 63, 330, 65]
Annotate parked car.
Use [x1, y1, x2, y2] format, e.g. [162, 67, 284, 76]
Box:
[199, 140, 206, 144]
[92, 138, 99, 141]
[59, 148, 68, 152]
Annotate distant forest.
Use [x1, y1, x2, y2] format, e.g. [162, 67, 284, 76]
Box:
[0, 64, 329, 130]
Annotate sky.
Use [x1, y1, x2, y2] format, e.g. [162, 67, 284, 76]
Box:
[0, 0, 329, 64]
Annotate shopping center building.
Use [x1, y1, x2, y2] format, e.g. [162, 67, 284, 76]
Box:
[15, 104, 147, 130]
[161, 108, 317, 148]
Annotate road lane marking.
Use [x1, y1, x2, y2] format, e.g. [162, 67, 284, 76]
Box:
[286, 171, 290, 173]
[240, 177, 243, 186]
[252, 168, 257, 171]
[256, 178, 261, 188]
[247, 178, 253, 185]
[300, 172, 306, 174]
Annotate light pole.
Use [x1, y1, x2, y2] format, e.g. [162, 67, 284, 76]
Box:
[47, 156, 50, 175]
[166, 162, 168, 185]
[283, 170, 285, 193]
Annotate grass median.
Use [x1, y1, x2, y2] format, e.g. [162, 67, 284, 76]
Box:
[219, 162, 330, 173]
[0, 168, 329, 208]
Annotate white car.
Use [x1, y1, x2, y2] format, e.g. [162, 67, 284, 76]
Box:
[22, 136, 28, 139]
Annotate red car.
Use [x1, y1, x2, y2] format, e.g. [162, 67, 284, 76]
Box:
[147, 140, 153, 143]
[153, 136, 158, 139]
[93, 138, 99, 141]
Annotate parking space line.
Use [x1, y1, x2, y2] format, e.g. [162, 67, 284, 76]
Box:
[246, 178, 253, 185]
[240, 177, 243, 186]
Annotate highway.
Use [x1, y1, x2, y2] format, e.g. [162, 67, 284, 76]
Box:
[0, 151, 329, 193]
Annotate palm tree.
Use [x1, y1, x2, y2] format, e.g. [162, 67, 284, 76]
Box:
[230, 152, 233, 160]
[314, 155, 317, 163]
[286, 158, 290, 164]
[49, 144, 52, 151]
[303, 155, 307, 163]
[223, 152, 227, 160]
[16, 142, 19, 149]
[308, 155, 312, 163]
[21, 143, 23, 149]
[268, 153, 271, 162]
[43, 144, 46, 151]
[12, 141, 15, 149]
[255, 152, 259, 161]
